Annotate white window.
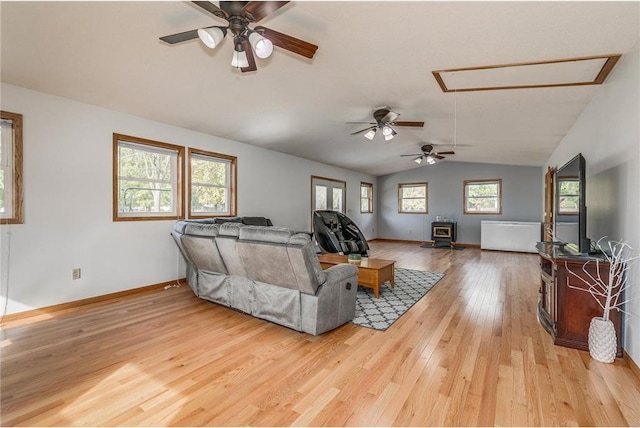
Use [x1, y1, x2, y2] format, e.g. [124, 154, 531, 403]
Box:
[113, 134, 184, 221]
[398, 182, 428, 213]
[0, 111, 23, 224]
[189, 148, 237, 218]
[464, 179, 502, 214]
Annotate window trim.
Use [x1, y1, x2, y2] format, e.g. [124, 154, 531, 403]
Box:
[188, 147, 237, 219]
[360, 181, 373, 214]
[0, 110, 24, 224]
[113, 133, 185, 222]
[463, 178, 503, 215]
[398, 182, 428, 214]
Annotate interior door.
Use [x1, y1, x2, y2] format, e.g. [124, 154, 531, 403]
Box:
[544, 166, 556, 241]
[311, 176, 346, 214]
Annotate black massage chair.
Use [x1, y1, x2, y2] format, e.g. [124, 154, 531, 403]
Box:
[313, 210, 369, 256]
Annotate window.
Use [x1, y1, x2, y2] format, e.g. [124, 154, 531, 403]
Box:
[464, 179, 502, 214]
[398, 182, 428, 213]
[0, 111, 23, 224]
[113, 134, 184, 221]
[557, 176, 579, 215]
[188, 148, 237, 218]
[360, 182, 373, 213]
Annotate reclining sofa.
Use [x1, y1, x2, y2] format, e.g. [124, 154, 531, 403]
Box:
[171, 220, 358, 335]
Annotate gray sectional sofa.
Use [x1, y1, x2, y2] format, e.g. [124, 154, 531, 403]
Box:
[171, 220, 358, 335]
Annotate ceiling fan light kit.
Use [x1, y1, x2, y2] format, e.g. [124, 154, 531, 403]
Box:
[348, 106, 424, 141]
[248, 30, 273, 58]
[160, 1, 319, 73]
[363, 129, 376, 140]
[197, 26, 227, 48]
[231, 42, 250, 68]
[402, 144, 455, 165]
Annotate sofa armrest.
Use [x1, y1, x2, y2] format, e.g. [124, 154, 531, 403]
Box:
[323, 263, 358, 284]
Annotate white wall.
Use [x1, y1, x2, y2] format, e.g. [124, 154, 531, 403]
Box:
[0, 83, 376, 315]
[544, 40, 639, 366]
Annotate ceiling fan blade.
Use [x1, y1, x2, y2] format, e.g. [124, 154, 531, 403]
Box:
[433, 154, 446, 160]
[345, 121, 376, 125]
[350, 126, 375, 136]
[192, 1, 228, 20]
[241, 39, 257, 73]
[435, 151, 455, 155]
[159, 29, 200, 44]
[393, 121, 425, 127]
[400, 153, 424, 157]
[381, 111, 400, 123]
[242, 1, 289, 22]
[254, 26, 318, 59]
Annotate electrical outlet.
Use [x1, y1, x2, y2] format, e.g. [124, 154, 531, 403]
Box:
[72, 268, 81, 280]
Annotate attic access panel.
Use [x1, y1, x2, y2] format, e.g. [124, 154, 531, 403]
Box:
[432, 54, 621, 92]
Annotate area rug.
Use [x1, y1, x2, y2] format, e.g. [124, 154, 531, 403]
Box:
[351, 268, 445, 331]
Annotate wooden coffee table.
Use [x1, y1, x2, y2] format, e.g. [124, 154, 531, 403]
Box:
[317, 253, 395, 298]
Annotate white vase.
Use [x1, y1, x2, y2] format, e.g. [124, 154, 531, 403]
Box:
[588, 316, 617, 363]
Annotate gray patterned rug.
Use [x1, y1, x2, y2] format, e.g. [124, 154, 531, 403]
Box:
[351, 267, 445, 331]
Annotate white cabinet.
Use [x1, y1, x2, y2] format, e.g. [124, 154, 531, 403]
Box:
[480, 221, 541, 253]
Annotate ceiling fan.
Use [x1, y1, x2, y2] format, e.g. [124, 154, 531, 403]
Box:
[401, 144, 455, 165]
[159, 1, 318, 73]
[347, 106, 425, 141]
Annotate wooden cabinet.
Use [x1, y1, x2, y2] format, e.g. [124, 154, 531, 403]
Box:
[535, 242, 623, 357]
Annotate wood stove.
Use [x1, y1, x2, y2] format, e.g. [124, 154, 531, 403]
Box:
[431, 221, 457, 248]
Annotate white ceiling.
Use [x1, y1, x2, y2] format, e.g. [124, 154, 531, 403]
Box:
[2, 1, 639, 176]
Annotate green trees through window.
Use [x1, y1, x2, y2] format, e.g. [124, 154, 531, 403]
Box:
[189, 148, 236, 218]
[464, 179, 502, 214]
[113, 134, 184, 221]
[398, 182, 428, 213]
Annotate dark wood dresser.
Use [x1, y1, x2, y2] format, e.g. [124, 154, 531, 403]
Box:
[535, 242, 623, 357]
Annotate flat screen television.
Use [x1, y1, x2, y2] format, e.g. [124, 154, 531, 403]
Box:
[553, 153, 590, 254]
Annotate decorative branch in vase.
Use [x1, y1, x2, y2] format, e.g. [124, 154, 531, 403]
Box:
[566, 237, 639, 363]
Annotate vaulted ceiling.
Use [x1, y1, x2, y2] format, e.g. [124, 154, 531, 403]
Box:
[2, 1, 639, 176]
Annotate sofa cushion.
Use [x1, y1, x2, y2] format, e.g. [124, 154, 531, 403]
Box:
[237, 240, 299, 290]
[218, 222, 244, 237]
[239, 226, 294, 244]
[183, 221, 221, 238]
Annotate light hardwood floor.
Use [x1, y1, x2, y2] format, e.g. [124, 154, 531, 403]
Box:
[2, 241, 640, 426]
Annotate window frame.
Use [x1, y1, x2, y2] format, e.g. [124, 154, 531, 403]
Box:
[398, 182, 428, 214]
[188, 147, 237, 219]
[360, 181, 373, 213]
[463, 178, 503, 215]
[0, 110, 24, 224]
[113, 133, 185, 222]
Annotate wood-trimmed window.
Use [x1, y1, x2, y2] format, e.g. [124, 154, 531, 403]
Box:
[113, 133, 184, 221]
[464, 179, 502, 214]
[360, 182, 373, 213]
[0, 111, 23, 224]
[398, 182, 428, 214]
[188, 148, 237, 218]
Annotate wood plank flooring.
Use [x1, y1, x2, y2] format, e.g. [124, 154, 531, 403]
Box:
[2, 241, 640, 426]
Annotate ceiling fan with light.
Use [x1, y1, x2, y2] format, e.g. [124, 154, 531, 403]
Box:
[347, 106, 425, 141]
[159, 1, 318, 73]
[401, 144, 456, 165]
